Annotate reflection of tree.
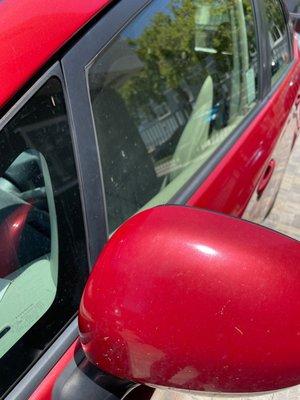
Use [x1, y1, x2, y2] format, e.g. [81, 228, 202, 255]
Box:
[120, 0, 199, 123]
[119, 0, 253, 125]
[265, 0, 286, 33]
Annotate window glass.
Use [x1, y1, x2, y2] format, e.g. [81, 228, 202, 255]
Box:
[87, 0, 259, 232]
[0, 78, 88, 397]
[0, 150, 57, 359]
[264, 0, 290, 84]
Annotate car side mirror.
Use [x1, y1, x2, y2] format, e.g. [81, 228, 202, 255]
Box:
[79, 206, 300, 395]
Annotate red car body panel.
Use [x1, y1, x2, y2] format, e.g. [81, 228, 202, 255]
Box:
[0, 0, 111, 108]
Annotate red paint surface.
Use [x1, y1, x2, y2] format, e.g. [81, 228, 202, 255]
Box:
[256, 159, 276, 197]
[188, 37, 300, 217]
[29, 340, 79, 400]
[0, 0, 111, 108]
[79, 206, 300, 394]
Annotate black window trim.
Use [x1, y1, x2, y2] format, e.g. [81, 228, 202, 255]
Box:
[253, 0, 271, 98]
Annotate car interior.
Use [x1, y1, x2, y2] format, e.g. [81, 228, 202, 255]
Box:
[0, 150, 58, 359]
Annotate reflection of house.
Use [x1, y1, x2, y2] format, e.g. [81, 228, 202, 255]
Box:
[89, 36, 212, 158]
[139, 88, 191, 152]
[91, 37, 208, 158]
[285, 0, 300, 12]
[88, 37, 183, 152]
[268, 23, 289, 72]
[138, 75, 203, 153]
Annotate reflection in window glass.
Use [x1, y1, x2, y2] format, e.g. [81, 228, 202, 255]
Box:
[264, 0, 290, 84]
[88, 0, 259, 231]
[0, 78, 88, 397]
[0, 150, 57, 358]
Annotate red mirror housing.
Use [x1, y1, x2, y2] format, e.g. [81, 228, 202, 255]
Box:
[79, 206, 300, 394]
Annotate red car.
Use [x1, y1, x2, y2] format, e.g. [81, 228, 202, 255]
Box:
[1, 0, 300, 399]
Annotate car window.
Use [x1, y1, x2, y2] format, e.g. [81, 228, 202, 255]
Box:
[264, 0, 291, 85]
[0, 150, 57, 358]
[87, 0, 259, 232]
[0, 77, 88, 397]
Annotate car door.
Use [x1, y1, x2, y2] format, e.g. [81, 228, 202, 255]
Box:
[5, 0, 300, 399]
[186, 0, 299, 221]
[236, 0, 299, 224]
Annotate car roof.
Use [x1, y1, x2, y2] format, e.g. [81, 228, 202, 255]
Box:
[0, 0, 111, 109]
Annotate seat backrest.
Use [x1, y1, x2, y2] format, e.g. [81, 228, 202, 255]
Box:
[171, 74, 213, 179]
[92, 87, 161, 230]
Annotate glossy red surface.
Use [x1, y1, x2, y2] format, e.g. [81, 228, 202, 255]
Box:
[188, 37, 300, 217]
[80, 206, 300, 394]
[257, 159, 276, 197]
[0, 0, 111, 108]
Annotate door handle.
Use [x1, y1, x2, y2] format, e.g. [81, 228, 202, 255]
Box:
[257, 159, 276, 198]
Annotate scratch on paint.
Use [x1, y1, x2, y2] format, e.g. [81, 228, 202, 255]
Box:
[234, 326, 244, 336]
